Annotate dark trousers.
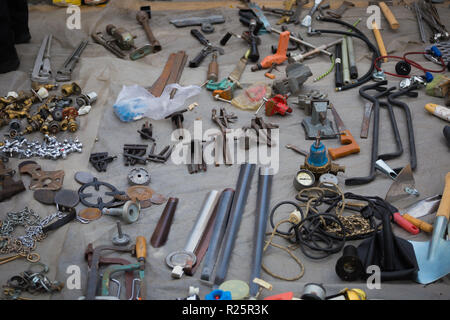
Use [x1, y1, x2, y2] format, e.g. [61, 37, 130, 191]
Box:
[0, 0, 31, 73]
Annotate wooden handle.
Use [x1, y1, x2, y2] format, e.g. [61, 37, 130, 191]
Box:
[328, 130, 360, 160]
[436, 172, 450, 219]
[379, 2, 399, 30]
[403, 214, 433, 233]
[135, 236, 147, 261]
[372, 22, 388, 62]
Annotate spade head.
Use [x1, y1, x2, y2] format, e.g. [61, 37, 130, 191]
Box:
[409, 216, 450, 284]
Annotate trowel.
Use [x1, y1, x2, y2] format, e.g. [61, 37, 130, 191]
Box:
[409, 172, 450, 285]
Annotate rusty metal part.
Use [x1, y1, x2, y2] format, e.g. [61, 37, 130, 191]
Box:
[126, 185, 154, 201]
[78, 208, 102, 221]
[18, 161, 64, 191]
[326, 1, 354, 19]
[149, 51, 187, 97]
[62, 107, 78, 119]
[85, 243, 134, 300]
[33, 189, 56, 205]
[360, 102, 372, 139]
[136, 10, 162, 52]
[0, 162, 26, 202]
[150, 197, 179, 248]
[85, 244, 134, 300]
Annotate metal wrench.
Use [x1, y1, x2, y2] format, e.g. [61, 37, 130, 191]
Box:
[56, 40, 88, 82]
[301, 0, 323, 28]
[31, 35, 53, 83]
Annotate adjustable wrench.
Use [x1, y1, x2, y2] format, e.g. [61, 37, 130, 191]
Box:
[301, 0, 323, 28]
[56, 40, 88, 82]
[31, 35, 53, 83]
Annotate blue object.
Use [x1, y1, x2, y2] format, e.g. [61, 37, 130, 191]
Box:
[430, 46, 442, 58]
[424, 72, 433, 83]
[307, 140, 329, 167]
[205, 289, 232, 300]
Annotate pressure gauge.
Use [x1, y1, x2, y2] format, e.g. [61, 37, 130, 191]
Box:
[293, 169, 315, 191]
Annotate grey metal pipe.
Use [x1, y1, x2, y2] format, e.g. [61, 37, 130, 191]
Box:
[341, 37, 351, 85]
[347, 36, 358, 79]
[185, 190, 220, 253]
[213, 163, 256, 287]
[200, 188, 235, 281]
[249, 167, 273, 297]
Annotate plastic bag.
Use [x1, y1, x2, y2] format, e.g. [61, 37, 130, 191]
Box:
[113, 83, 201, 122]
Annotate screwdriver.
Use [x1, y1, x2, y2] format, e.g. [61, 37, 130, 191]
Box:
[135, 236, 147, 300]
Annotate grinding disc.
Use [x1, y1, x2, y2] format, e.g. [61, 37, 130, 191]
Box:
[128, 168, 151, 185]
[74, 171, 95, 185]
[54, 189, 80, 208]
[127, 185, 154, 201]
[33, 189, 56, 205]
[78, 208, 102, 221]
[219, 280, 250, 300]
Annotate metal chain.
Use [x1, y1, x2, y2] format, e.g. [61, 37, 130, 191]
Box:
[0, 208, 66, 256]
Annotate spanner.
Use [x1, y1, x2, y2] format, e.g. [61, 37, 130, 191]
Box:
[56, 40, 88, 82]
[31, 35, 53, 83]
[301, 0, 323, 28]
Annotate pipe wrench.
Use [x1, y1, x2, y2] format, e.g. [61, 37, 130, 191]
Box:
[31, 35, 53, 83]
[301, 0, 323, 28]
[56, 40, 88, 82]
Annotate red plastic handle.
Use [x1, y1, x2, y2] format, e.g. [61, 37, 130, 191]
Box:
[393, 212, 420, 235]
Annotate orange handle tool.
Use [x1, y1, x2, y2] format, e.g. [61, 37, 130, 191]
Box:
[328, 129, 360, 160]
[135, 236, 147, 262]
[403, 214, 433, 233]
[371, 21, 388, 62]
[252, 31, 290, 71]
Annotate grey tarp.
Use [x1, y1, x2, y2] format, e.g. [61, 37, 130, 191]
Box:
[0, 0, 449, 300]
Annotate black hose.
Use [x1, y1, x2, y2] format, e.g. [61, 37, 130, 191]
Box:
[313, 16, 380, 91]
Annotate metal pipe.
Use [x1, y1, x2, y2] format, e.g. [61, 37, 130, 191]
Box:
[200, 188, 235, 281]
[249, 167, 273, 297]
[334, 42, 343, 88]
[347, 36, 358, 79]
[213, 163, 256, 287]
[341, 37, 351, 85]
[185, 190, 220, 253]
[271, 28, 332, 56]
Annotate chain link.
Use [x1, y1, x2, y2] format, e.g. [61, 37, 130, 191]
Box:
[0, 208, 66, 256]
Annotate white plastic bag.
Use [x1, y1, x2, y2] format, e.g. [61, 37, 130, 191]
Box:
[113, 83, 201, 122]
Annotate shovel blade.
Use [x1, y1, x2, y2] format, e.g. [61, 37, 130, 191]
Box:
[409, 216, 450, 284]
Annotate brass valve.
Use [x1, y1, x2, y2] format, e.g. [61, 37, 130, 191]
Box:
[60, 118, 69, 131]
[67, 118, 78, 132]
[61, 82, 82, 97]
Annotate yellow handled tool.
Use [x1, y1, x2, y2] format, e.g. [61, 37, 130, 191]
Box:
[372, 21, 388, 62]
[403, 214, 433, 233]
[135, 236, 147, 300]
[379, 2, 399, 30]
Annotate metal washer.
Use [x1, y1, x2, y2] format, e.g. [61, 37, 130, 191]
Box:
[127, 167, 151, 185]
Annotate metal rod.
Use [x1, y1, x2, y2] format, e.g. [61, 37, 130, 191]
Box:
[271, 28, 332, 56]
[200, 188, 235, 281]
[249, 167, 273, 297]
[213, 163, 256, 287]
[341, 37, 351, 85]
[185, 190, 220, 253]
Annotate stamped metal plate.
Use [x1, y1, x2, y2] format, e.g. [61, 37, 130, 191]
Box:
[33, 189, 56, 205]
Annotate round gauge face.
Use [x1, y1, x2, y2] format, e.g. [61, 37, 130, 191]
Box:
[296, 170, 315, 187]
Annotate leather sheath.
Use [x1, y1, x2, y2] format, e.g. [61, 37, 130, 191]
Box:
[85, 244, 134, 299]
[150, 197, 179, 248]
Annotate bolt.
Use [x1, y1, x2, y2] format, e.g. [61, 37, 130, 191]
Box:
[112, 221, 130, 246]
[214, 94, 232, 104]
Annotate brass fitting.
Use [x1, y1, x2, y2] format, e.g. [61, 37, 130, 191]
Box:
[48, 120, 61, 135]
[67, 118, 78, 132]
[31, 83, 59, 91]
[301, 156, 345, 177]
[60, 118, 69, 131]
[61, 82, 82, 97]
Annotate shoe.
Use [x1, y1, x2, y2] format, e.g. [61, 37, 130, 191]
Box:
[0, 47, 20, 74]
[14, 32, 31, 44]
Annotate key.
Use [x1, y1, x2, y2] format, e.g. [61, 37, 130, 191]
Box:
[0, 252, 40, 265]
